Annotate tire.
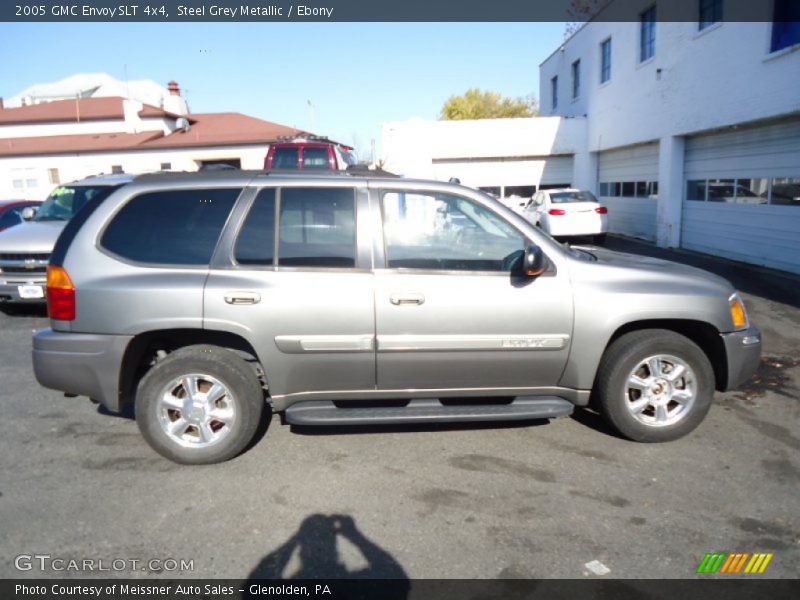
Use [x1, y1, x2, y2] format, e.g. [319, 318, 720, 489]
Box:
[594, 329, 714, 442]
[593, 234, 607, 245]
[135, 345, 264, 464]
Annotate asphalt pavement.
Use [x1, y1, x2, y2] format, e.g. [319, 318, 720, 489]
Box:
[1, 236, 798, 580]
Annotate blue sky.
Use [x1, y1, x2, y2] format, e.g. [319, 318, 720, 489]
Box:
[0, 22, 565, 156]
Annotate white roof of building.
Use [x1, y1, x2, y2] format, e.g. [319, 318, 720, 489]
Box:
[5, 72, 175, 111]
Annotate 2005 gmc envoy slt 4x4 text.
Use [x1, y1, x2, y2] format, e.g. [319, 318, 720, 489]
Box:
[31, 171, 761, 464]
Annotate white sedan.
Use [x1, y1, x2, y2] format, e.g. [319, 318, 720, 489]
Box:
[524, 188, 608, 244]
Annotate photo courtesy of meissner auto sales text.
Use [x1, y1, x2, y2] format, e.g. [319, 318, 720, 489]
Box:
[0, 0, 798, 599]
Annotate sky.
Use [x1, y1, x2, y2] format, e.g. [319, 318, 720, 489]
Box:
[0, 22, 566, 157]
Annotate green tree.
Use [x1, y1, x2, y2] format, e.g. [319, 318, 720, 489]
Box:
[440, 88, 538, 120]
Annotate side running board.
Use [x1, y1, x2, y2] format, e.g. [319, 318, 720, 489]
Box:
[284, 396, 574, 426]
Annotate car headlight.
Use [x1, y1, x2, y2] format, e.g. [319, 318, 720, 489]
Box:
[729, 292, 749, 331]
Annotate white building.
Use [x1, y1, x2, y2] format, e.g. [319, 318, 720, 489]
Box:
[382, 116, 589, 200]
[383, 1, 800, 274]
[0, 76, 307, 200]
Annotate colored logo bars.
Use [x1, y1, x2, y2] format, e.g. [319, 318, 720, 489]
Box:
[697, 552, 773, 574]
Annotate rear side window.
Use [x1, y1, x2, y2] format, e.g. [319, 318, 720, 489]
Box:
[101, 188, 240, 265]
[278, 187, 356, 268]
[235, 189, 276, 265]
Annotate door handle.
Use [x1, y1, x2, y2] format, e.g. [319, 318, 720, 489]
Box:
[224, 291, 261, 305]
[390, 294, 425, 306]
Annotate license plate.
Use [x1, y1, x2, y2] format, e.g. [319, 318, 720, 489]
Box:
[18, 285, 44, 299]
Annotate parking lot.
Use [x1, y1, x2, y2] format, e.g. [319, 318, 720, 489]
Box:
[1, 237, 798, 580]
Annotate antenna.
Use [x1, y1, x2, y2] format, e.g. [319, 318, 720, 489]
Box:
[307, 99, 315, 133]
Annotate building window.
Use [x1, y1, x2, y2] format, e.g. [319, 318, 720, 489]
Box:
[771, 0, 800, 52]
[160, 162, 172, 171]
[640, 5, 657, 62]
[11, 167, 39, 193]
[600, 181, 658, 198]
[111, 165, 124, 174]
[551, 76, 558, 111]
[771, 177, 800, 206]
[686, 177, 800, 205]
[504, 185, 536, 199]
[600, 38, 612, 83]
[48, 168, 60, 184]
[699, 0, 723, 30]
[621, 182, 636, 196]
[571, 60, 581, 99]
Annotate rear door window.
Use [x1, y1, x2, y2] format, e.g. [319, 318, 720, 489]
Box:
[101, 188, 240, 265]
[278, 187, 356, 268]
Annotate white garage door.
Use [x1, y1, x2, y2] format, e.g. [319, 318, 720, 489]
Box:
[430, 155, 573, 196]
[682, 120, 800, 275]
[597, 142, 659, 241]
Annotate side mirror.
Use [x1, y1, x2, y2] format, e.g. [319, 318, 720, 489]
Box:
[523, 243, 547, 277]
[21, 206, 37, 221]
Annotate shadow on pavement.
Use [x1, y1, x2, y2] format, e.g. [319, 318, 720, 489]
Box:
[246, 514, 409, 596]
[0, 303, 48, 317]
[289, 418, 549, 437]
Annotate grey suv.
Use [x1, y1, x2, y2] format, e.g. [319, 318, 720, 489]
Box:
[0, 174, 133, 305]
[32, 171, 761, 464]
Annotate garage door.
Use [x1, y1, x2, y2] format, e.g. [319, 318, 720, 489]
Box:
[597, 142, 659, 241]
[431, 155, 573, 194]
[682, 119, 800, 275]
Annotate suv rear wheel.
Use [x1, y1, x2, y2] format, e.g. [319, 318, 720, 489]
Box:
[135, 345, 264, 464]
[595, 329, 714, 442]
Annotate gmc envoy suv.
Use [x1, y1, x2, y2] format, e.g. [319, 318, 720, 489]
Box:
[32, 171, 761, 464]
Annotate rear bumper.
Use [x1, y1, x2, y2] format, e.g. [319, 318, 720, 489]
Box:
[721, 326, 762, 390]
[32, 328, 133, 412]
[546, 217, 608, 237]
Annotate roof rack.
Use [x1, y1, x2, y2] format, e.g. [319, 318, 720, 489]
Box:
[276, 134, 330, 142]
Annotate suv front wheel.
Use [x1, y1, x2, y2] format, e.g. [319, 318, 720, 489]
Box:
[594, 329, 715, 442]
[135, 345, 264, 464]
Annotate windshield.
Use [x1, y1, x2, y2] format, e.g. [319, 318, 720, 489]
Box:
[35, 185, 109, 221]
[550, 191, 598, 204]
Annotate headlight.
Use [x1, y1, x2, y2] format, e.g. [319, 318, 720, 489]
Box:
[729, 292, 749, 330]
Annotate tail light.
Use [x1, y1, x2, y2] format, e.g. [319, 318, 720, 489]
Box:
[595, 206, 608, 214]
[548, 208, 566, 216]
[46, 265, 75, 321]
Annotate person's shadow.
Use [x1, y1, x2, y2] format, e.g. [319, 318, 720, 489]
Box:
[246, 514, 409, 598]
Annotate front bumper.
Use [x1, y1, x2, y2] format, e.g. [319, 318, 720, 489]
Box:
[32, 329, 133, 412]
[0, 280, 46, 303]
[721, 326, 762, 390]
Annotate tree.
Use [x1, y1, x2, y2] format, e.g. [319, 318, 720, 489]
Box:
[440, 88, 538, 120]
[564, 0, 610, 39]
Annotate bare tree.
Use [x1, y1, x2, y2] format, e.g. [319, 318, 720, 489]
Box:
[564, 0, 610, 39]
